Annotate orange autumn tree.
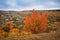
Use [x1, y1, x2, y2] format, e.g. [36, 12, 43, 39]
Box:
[9, 21, 13, 30]
[40, 12, 48, 32]
[24, 9, 49, 33]
[9, 17, 14, 31]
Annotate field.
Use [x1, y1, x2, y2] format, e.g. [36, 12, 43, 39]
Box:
[0, 10, 60, 40]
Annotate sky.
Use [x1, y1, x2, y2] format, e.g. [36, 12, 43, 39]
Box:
[0, 0, 60, 11]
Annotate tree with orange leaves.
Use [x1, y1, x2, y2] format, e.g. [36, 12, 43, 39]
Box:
[40, 12, 48, 32]
[9, 21, 13, 30]
[24, 9, 49, 33]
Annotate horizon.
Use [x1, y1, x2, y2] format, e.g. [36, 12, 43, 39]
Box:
[0, 8, 60, 11]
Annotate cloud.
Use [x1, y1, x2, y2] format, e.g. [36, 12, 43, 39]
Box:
[22, 5, 44, 10]
[0, 0, 60, 11]
[6, 0, 17, 7]
[5, 0, 23, 10]
[18, 0, 35, 3]
[45, 1, 59, 6]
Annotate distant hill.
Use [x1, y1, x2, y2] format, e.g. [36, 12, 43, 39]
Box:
[0, 10, 60, 17]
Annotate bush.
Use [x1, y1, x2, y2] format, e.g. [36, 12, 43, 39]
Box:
[24, 10, 49, 33]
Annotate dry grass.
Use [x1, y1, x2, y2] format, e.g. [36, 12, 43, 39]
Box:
[0, 31, 60, 40]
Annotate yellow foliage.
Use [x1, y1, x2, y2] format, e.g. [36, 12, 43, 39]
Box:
[0, 30, 4, 36]
[0, 30, 9, 37]
[9, 28, 20, 36]
[20, 30, 32, 35]
[20, 26, 32, 35]
[9, 28, 32, 36]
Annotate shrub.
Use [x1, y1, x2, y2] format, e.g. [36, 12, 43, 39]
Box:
[24, 10, 49, 33]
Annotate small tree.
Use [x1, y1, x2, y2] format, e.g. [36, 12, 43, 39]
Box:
[9, 21, 13, 30]
[24, 10, 48, 33]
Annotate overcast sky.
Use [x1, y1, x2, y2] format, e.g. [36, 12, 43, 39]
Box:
[0, 0, 60, 11]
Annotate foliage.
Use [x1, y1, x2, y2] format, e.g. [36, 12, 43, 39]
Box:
[24, 10, 49, 33]
[9, 28, 20, 36]
[48, 17, 57, 31]
[0, 30, 9, 37]
[0, 10, 59, 36]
